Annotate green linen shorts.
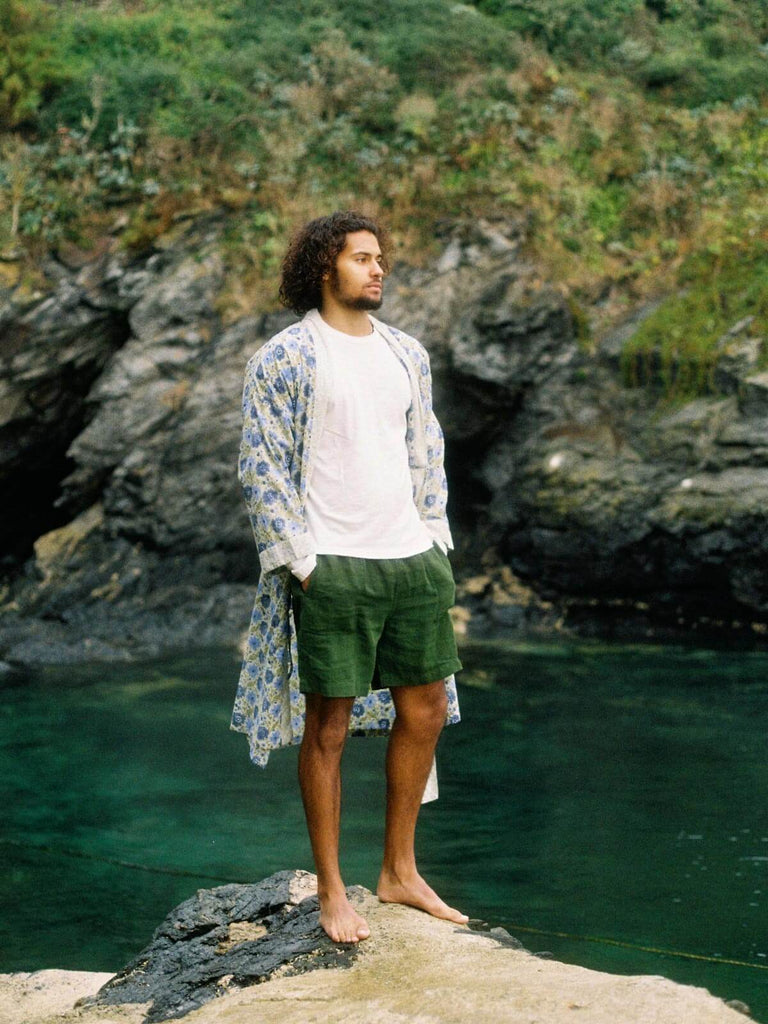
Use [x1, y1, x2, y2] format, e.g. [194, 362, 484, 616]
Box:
[289, 544, 463, 698]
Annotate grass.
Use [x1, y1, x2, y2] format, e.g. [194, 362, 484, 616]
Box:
[1, 0, 767, 396]
[621, 229, 768, 400]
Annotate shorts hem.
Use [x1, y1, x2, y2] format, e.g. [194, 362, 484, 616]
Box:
[378, 657, 463, 689]
[298, 680, 372, 698]
[298, 656, 462, 697]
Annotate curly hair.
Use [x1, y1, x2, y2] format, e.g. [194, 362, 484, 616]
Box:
[278, 210, 392, 315]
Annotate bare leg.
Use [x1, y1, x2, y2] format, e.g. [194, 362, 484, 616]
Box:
[299, 693, 370, 942]
[377, 680, 468, 925]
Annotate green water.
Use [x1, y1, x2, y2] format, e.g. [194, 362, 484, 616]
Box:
[1, 642, 766, 1020]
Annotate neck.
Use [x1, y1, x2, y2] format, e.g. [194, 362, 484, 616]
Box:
[319, 302, 373, 337]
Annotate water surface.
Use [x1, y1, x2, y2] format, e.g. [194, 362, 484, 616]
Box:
[1, 642, 765, 1020]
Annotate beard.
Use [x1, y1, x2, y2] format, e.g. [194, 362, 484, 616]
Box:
[329, 269, 383, 310]
[346, 294, 383, 311]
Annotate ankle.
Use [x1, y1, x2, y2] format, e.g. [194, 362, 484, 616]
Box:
[379, 861, 417, 885]
[317, 880, 348, 901]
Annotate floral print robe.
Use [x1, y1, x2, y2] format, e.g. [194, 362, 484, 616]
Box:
[230, 309, 460, 793]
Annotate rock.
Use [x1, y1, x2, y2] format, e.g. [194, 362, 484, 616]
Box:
[738, 371, 768, 417]
[459, 574, 492, 597]
[84, 869, 351, 1023]
[437, 237, 462, 274]
[488, 925, 524, 947]
[713, 326, 760, 394]
[32, 505, 104, 586]
[489, 601, 527, 629]
[0, 970, 114, 1024]
[0, 659, 21, 679]
[0, 261, 129, 562]
[450, 271, 574, 391]
[597, 296, 666, 364]
[2, 208, 768, 655]
[725, 999, 753, 1016]
[1, 869, 751, 1024]
[448, 604, 472, 636]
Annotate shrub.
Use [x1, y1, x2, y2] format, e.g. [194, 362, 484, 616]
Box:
[0, 0, 61, 129]
[621, 235, 768, 398]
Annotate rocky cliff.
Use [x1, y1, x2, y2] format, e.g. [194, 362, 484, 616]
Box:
[0, 870, 752, 1024]
[1, 213, 767, 666]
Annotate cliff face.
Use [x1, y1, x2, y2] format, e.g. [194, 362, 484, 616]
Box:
[385, 223, 768, 639]
[0, 870, 751, 1024]
[1, 213, 767, 665]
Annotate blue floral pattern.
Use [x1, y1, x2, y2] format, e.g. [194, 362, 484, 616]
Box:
[231, 309, 460, 769]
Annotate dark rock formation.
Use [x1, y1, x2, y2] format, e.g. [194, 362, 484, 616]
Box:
[0, 266, 130, 564]
[385, 221, 768, 640]
[1, 211, 767, 662]
[0, 216, 268, 662]
[85, 870, 359, 1022]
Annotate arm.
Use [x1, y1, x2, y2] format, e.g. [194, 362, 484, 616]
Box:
[238, 342, 315, 573]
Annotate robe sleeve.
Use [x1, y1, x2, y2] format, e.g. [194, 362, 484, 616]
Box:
[420, 350, 455, 551]
[238, 342, 314, 572]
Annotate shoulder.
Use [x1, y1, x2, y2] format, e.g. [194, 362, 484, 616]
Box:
[372, 317, 431, 367]
[246, 319, 317, 377]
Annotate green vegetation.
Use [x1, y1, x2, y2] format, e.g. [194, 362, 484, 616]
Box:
[470, 0, 768, 106]
[0, 0, 60, 130]
[622, 231, 768, 399]
[0, 0, 767, 395]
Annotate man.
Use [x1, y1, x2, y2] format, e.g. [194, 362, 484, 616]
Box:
[232, 210, 466, 943]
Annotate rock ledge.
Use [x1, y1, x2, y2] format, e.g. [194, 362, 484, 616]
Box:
[0, 869, 752, 1024]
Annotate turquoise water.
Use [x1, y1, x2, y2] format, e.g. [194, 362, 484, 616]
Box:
[1, 642, 766, 1020]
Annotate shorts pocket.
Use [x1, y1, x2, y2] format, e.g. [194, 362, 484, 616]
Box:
[292, 558, 322, 598]
[426, 546, 456, 607]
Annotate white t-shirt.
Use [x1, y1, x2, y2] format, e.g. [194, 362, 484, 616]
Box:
[290, 319, 433, 578]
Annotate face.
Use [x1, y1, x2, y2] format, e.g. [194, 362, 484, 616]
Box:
[326, 230, 385, 311]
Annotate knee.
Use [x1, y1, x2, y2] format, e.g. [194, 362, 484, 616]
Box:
[428, 685, 449, 732]
[303, 699, 351, 756]
[428, 682, 449, 719]
[318, 720, 348, 756]
[400, 684, 448, 737]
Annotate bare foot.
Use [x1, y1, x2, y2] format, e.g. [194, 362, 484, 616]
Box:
[318, 889, 371, 943]
[377, 869, 469, 925]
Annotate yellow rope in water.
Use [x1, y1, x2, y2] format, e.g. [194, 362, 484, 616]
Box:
[3, 838, 766, 972]
[503, 921, 768, 970]
[0, 837, 242, 884]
